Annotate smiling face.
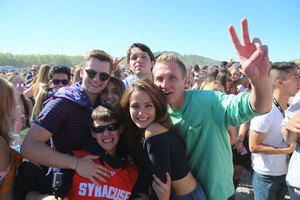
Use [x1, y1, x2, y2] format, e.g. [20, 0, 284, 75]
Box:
[91, 119, 122, 157]
[81, 58, 111, 100]
[129, 47, 154, 78]
[153, 62, 187, 110]
[129, 90, 156, 129]
[100, 81, 120, 108]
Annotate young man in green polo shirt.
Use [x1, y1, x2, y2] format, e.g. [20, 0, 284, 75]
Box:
[152, 18, 272, 200]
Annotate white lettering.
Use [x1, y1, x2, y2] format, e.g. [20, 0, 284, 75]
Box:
[94, 185, 102, 197]
[78, 183, 87, 196]
[102, 185, 108, 197]
[88, 183, 94, 196]
[124, 191, 131, 200]
[119, 190, 125, 200]
[108, 186, 114, 199]
[114, 188, 120, 199]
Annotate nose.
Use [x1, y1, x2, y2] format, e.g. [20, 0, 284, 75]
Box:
[161, 79, 168, 88]
[138, 107, 145, 115]
[103, 129, 110, 136]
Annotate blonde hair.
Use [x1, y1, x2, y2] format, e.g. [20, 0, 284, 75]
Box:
[154, 53, 186, 77]
[32, 64, 51, 99]
[203, 81, 224, 92]
[0, 77, 16, 144]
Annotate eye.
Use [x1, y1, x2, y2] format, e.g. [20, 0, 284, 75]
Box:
[130, 104, 139, 109]
[142, 55, 147, 59]
[155, 77, 164, 82]
[131, 56, 137, 61]
[145, 104, 153, 108]
[169, 76, 176, 81]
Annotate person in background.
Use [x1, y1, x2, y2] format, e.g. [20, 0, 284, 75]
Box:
[281, 90, 300, 200]
[0, 77, 22, 200]
[249, 62, 299, 200]
[123, 43, 155, 88]
[100, 77, 125, 109]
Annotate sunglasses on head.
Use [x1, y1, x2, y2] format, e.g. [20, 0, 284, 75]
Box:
[52, 79, 70, 85]
[13, 82, 25, 88]
[91, 122, 120, 133]
[85, 69, 110, 81]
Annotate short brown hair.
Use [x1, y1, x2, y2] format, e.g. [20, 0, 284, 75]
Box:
[83, 50, 113, 73]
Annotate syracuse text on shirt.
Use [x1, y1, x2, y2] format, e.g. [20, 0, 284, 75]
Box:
[78, 182, 131, 199]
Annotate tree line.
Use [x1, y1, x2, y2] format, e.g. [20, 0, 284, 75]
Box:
[0, 52, 221, 70]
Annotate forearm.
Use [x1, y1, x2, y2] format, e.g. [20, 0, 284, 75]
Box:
[250, 143, 292, 154]
[249, 76, 272, 114]
[21, 141, 77, 170]
[238, 122, 249, 141]
[282, 125, 300, 144]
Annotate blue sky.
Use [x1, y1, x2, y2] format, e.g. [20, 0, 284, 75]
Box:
[0, 0, 299, 63]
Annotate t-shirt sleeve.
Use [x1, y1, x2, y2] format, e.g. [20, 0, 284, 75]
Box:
[34, 98, 69, 135]
[216, 91, 261, 127]
[144, 136, 172, 183]
[250, 110, 272, 133]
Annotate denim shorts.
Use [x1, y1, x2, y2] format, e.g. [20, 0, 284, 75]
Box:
[288, 186, 300, 200]
[253, 171, 287, 200]
[171, 182, 207, 200]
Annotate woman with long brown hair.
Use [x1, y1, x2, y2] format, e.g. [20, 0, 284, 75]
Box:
[121, 79, 206, 200]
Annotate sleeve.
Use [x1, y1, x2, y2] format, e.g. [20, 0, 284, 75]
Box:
[250, 110, 272, 133]
[145, 136, 171, 183]
[215, 91, 260, 127]
[34, 98, 69, 135]
[282, 91, 300, 126]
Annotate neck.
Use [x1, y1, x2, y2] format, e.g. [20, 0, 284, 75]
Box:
[170, 91, 186, 111]
[86, 91, 97, 105]
[273, 89, 289, 111]
[135, 73, 153, 81]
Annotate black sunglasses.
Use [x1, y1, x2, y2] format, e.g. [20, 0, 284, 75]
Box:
[52, 79, 70, 85]
[91, 122, 120, 133]
[85, 69, 110, 81]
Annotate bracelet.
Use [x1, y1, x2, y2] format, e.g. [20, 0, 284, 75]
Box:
[238, 140, 244, 143]
[74, 157, 79, 171]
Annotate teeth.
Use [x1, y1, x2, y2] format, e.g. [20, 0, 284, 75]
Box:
[103, 139, 113, 143]
[164, 91, 171, 94]
[104, 100, 113, 104]
[138, 117, 148, 122]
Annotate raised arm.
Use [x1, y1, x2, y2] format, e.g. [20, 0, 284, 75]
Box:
[228, 18, 272, 114]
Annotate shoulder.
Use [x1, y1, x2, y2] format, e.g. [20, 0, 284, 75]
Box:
[145, 123, 168, 137]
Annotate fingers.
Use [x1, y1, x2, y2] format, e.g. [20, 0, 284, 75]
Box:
[241, 18, 251, 45]
[228, 25, 242, 50]
[263, 45, 269, 60]
[96, 164, 111, 178]
[88, 176, 100, 185]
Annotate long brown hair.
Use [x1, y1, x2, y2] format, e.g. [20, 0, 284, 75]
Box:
[0, 77, 16, 144]
[32, 64, 51, 99]
[120, 79, 176, 166]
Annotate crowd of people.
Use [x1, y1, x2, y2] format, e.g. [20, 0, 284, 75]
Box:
[1, 18, 300, 200]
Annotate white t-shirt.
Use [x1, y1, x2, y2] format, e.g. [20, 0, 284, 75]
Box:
[282, 90, 300, 188]
[250, 103, 289, 176]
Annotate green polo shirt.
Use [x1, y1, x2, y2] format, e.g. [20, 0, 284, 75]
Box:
[169, 90, 259, 200]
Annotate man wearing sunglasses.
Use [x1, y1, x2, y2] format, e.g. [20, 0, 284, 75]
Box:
[22, 50, 113, 187]
[48, 65, 72, 88]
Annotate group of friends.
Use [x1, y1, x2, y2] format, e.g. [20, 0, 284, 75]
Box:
[1, 18, 300, 200]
